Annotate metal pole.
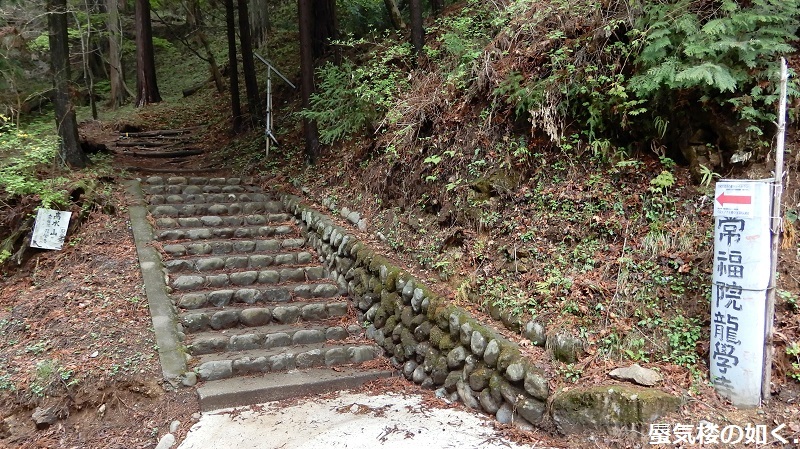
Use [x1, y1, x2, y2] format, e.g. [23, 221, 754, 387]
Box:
[266, 66, 272, 159]
[762, 57, 789, 403]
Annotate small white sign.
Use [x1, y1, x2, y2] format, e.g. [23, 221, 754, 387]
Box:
[30, 208, 72, 250]
[713, 180, 771, 218]
[710, 179, 772, 407]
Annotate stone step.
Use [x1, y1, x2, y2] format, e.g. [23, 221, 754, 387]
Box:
[170, 266, 327, 291]
[154, 214, 291, 229]
[196, 368, 394, 412]
[187, 322, 362, 355]
[156, 224, 299, 242]
[144, 176, 247, 186]
[162, 238, 307, 257]
[180, 300, 350, 332]
[164, 250, 315, 273]
[149, 192, 274, 206]
[149, 201, 284, 218]
[176, 282, 341, 310]
[143, 184, 255, 195]
[195, 343, 381, 381]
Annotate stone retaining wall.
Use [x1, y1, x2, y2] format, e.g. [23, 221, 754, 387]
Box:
[283, 195, 549, 428]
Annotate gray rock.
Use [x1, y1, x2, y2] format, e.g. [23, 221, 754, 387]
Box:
[230, 334, 262, 351]
[233, 356, 269, 374]
[292, 329, 325, 345]
[301, 304, 328, 321]
[170, 420, 181, 434]
[264, 333, 291, 348]
[240, 308, 271, 326]
[230, 271, 258, 286]
[272, 306, 301, 324]
[483, 340, 500, 367]
[325, 348, 349, 366]
[412, 365, 427, 384]
[155, 433, 175, 449]
[444, 371, 462, 393]
[181, 371, 197, 387]
[198, 360, 232, 381]
[411, 288, 424, 312]
[447, 346, 468, 369]
[269, 353, 296, 371]
[459, 322, 473, 346]
[258, 270, 280, 284]
[608, 364, 663, 387]
[173, 275, 204, 291]
[517, 398, 546, 424]
[196, 258, 225, 272]
[456, 380, 480, 409]
[548, 333, 584, 363]
[209, 310, 239, 329]
[505, 362, 526, 382]
[31, 405, 60, 429]
[208, 290, 234, 307]
[179, 293, 207, 310]
[233, 289, 260, 304]
[479, 389, 501, 414]
[296, 349, 325, 368]
[470, 331, 487, 357]
[349, 346, 375, 363]
[496, 403, 515, 424]
[403, 361, 418, 379]
[524, 321, 547, 346]
[524, 370, 550, 402]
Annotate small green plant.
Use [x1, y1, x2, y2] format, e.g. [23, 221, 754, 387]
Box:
[664, 315, 701, 367]
[558, 363, 583, 383]
[778, 289, 798, 312]
[787, 342, 800, 382]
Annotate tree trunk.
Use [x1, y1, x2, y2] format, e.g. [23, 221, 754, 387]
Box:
[237, 0, 261, 124]
[249, 0, 272, 48]
[312, 0, 338, 59]
[298, 0, 320, 164]
[47, 0, 87, 168]
[224, 0, 242, 133]
[198, 31, 225, 93]
[409, 0, 425, 61]
[430, 0, 443, 17]
[135, 0, 162, 106]
[383, 0, 406, 30]
[106, 0, 130, 109]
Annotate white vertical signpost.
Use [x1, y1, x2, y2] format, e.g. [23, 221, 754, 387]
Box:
[710, 58, 789, 407]
[711, 181, 771, 407]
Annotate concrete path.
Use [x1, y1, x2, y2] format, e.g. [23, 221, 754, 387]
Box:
[178, 390, 537, 449]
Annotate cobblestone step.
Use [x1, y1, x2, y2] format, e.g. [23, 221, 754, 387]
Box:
[179, 300, 351, 332]
[154, 214, 291, 229]
[149, 201, 284, 218]
[161, 238, 308, 257]
[164, 251, 314, 273]
[188, 322, 362, 355]
[176, 282, 342, 310]
[195, 343, 380, 381]
[170, 266, 327, 291]
[155, 224, 299, 241]
[148, 192, 274, 205]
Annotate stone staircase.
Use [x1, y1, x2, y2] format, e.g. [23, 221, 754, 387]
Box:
[129, 176, 392, 411]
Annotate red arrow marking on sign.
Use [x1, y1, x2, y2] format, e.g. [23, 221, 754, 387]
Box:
[716, 192, 752, 206]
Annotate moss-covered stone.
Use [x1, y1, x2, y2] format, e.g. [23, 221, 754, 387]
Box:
[383, 316, 398, 338]
[550, 385, 682, 435]
[468, 366, 493, 392]
[497, 344, 521, 372]
[373, 307, 388, 329]
[500, 309, 522, 333]
[384, 267, 402, 293]
[414, 321, 433, 342]
[400, 306, 414, 327]
[548, 333, 585, 364]
[431, 356, 449, 385]
[410, 314, 426, 328]
[400, 328, 416, 358]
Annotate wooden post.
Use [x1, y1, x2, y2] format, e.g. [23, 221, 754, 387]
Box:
[762, 57, 789, 403]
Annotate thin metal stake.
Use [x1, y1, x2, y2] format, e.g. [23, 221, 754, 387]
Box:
[762, 57, 789, 403]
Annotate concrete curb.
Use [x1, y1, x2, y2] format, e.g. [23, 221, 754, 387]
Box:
[197, 367, 395, 412]
[125, 179, 188, 386]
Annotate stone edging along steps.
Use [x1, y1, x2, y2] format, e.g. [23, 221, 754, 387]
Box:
[128, 176, 682, 434]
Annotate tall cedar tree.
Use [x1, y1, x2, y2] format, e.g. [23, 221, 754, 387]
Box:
[298, 0, 320, 163]
[312, 0, 337, 59]
[224, 0, 242, 132]
[106, 0, 130, 108]
[135, 0, 161, 106]
[47, 0, 87, 168]
[238, 0, 261, 124]
[410, 0, 424, 61]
